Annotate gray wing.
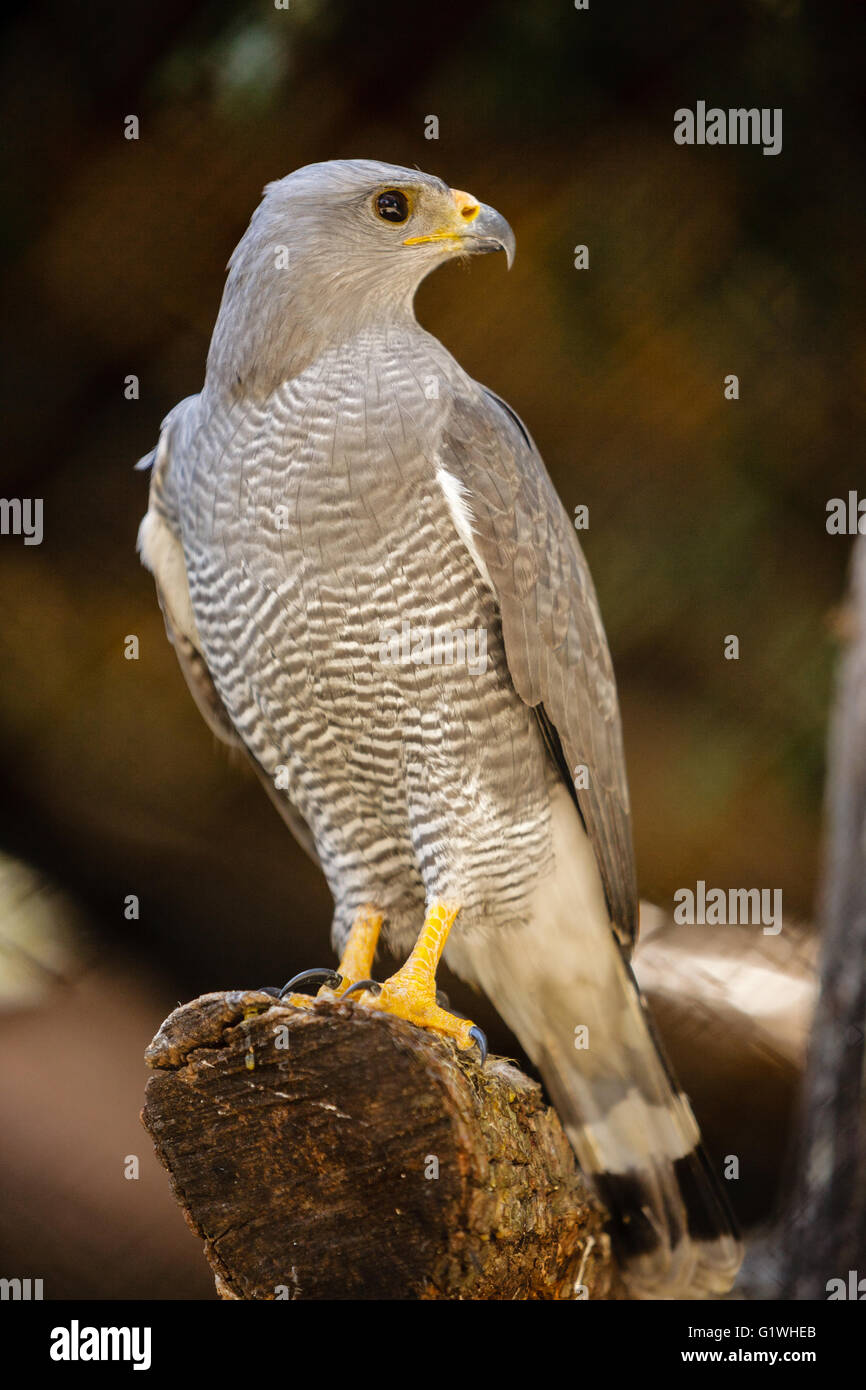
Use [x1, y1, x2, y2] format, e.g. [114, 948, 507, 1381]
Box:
[439, 385, 637, 947]
[138, 406, 321, 868]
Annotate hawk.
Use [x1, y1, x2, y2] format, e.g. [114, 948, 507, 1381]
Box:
[138, 159, 741, 1298]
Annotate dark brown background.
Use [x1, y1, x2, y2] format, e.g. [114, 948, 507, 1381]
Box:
[0, 0, 862, 1297]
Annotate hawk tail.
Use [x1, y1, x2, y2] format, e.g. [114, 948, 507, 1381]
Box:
[535, 971, 743, 1300]
[462, 793, 742, 1299]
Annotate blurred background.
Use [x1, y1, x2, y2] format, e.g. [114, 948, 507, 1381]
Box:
[0, 0, 863, 1298]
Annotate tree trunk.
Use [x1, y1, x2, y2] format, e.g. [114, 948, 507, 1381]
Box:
[781, 534, 866, 1297]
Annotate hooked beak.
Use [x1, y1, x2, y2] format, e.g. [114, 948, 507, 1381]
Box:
[461, 200, 516, 268]
[402, 187, 515, 268]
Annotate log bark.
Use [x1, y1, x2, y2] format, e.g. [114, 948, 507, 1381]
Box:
[142, 989, 617, 1300]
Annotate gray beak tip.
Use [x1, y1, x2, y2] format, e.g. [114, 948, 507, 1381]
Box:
[469, 203, 515, 271]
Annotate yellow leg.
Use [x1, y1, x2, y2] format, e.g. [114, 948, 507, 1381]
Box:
[358, 901, 482, 1053]
[274, 905, 383, 1009]
[318, 905, 383, 999]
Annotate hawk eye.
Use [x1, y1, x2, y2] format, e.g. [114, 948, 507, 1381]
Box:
[375, 189, 409, 223]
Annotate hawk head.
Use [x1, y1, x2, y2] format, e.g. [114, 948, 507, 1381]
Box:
[258, 158, 514, 272]
[208, 160, 514, 384]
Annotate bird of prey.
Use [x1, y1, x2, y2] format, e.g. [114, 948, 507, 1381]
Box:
[138, 159, 741, 1298]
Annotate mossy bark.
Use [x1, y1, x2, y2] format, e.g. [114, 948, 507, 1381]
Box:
[142, 989, 617, 1300]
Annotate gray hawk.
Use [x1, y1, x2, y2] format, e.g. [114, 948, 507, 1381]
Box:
[138, 159, 741, 1298]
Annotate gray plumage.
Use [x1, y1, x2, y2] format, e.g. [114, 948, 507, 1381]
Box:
[139, 159, 741, 1297]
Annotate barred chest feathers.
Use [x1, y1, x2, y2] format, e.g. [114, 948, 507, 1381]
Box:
[179, 329, 556, 952]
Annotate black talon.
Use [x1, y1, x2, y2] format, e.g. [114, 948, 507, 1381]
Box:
[469, 1025, 488, 1065]
[277, 968, 342, 1000]
[341, 978, 381, 999]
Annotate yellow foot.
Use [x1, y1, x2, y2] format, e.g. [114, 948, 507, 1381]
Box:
[318, 906, 383, 999]
[350, 902, 487, 1061]
[260, 905, 384, 1009]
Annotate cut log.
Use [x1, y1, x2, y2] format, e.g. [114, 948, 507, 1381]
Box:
[142, 989, 617, 1300]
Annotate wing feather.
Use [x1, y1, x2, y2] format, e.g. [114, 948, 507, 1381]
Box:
[439, 385, 637, 946]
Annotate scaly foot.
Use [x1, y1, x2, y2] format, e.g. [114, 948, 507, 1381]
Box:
[258, 905, 383, 1008]
[345, 902, 487, 1062]
[317, 905, 383, 999]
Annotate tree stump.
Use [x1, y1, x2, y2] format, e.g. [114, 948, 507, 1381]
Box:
[142, 989, 616, 1300]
